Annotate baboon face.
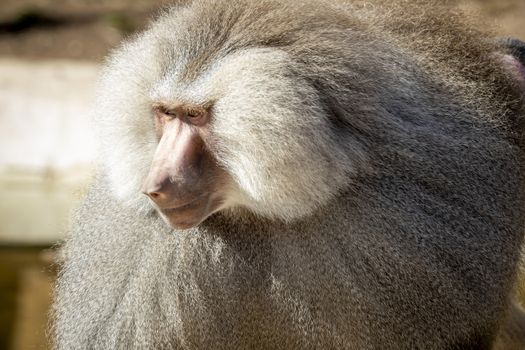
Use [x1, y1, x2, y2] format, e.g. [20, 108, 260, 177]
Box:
[142, 102, 230, 229]
[139, 48, 358, 228]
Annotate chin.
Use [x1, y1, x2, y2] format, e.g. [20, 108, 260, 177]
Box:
[158, 208, 209, 230]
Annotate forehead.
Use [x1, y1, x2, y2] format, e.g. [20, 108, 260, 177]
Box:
[150, 48, 290, 105]
[151, 0, 317, 83]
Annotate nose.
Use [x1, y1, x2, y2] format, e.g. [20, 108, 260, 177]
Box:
[142, 176, 176, 208]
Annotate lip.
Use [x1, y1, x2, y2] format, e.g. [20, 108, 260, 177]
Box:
[161, 199, 200, 214]
[153, 193, 223, 230]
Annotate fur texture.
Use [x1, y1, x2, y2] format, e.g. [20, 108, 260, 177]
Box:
[54, 0, 525, 349]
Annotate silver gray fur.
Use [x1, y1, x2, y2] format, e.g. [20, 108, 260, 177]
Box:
[53, 0, 525, 349]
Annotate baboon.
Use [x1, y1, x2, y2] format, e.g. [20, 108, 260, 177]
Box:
[53, 0, 525, 349]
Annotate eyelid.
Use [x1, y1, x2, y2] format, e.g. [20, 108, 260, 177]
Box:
[151, 103, 210, 124]
[186, 109, 200, 118]
[153, 106, 175, 118]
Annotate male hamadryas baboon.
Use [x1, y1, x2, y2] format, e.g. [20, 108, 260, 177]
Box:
[53, 0, 525, 349]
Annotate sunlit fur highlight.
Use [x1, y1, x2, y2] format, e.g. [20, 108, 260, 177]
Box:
[54, 1, 525, 349]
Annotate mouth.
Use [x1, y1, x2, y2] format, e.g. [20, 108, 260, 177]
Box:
[154, 194, 225, 230]
[161, 199, 200, 214]
[156, 196, 210, 230]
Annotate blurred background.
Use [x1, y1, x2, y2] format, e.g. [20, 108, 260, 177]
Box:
[0, 1, 523, 349]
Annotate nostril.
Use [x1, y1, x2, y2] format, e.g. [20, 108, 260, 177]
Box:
[149, 192, 160, 198]
[142, 177, 172, 204]
[143, 190, 161, 200]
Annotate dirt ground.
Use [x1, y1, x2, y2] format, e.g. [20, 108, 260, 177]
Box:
[0, 0, 523, 61]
